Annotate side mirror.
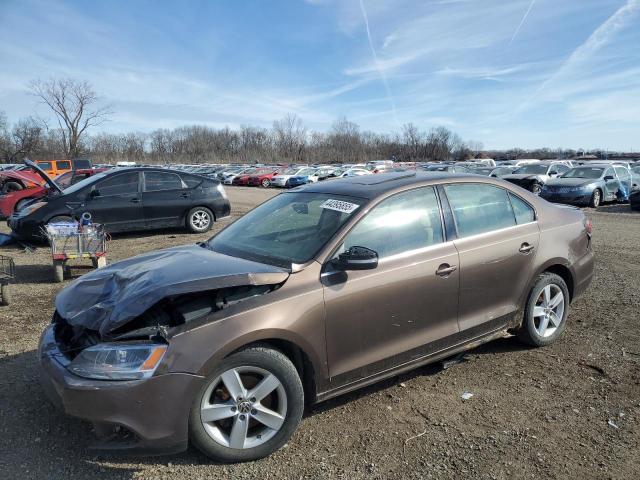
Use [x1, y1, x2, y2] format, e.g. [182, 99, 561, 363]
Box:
[337, 246, 379, 271]
[604, 175, 614, 181]
[549, 172, 558, 177]
[89, 188, 101, 198]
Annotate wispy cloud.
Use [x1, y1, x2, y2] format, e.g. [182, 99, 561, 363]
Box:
[509, 0, 536, 46]
[357, 0, 400, 127]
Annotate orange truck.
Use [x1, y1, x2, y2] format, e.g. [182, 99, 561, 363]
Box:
[35, 158, 92, 177]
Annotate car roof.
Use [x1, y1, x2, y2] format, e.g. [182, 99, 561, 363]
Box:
[295, 171, 480, 199]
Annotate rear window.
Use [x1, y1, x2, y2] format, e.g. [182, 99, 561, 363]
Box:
[182, 174, 204, 188]
[144, 171, 184, 191]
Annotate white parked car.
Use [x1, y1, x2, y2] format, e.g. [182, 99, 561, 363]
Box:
[340, 168, 372, 178]
[271, 167, 319, 187]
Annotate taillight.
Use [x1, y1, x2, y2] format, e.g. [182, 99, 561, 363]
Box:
[584, 218, 593, 235]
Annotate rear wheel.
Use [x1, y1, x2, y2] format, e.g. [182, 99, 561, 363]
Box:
[261, 178, 271, 188]
[589, 189, 601, 208]
[189, 347, 304, 463]
[187, 206, 214, 233]
[517, 273, 569, 347]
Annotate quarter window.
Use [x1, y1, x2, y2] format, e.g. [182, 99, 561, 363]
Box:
[509, 193, 535, 224]
[144, 171, 184, 191]
[96, 172, 139, 196]
[341, 187, 444, 259]
[444, 184, 516, 237]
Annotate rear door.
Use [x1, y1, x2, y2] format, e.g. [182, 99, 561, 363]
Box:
[322, 186, 460, 382]
[142, 171, 192, 228]
[441, 183, 540, 333]
[84, 171, 143, 232]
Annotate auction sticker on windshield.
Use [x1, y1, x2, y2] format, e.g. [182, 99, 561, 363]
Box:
[320, 199, 360, 214]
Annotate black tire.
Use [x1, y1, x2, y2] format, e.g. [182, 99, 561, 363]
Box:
[261, 178, 271, 188]
[517, 273, 570, 347]
[589, 189, 601, 208]
[0, 283, 11, 306]
[187, 206, 214, 233]
[14, 198, 33, 212]
[189, 347, 304, 463]
[2, 181, 22, 193]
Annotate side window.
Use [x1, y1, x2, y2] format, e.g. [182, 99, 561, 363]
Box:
[144, 171, 184, 191]
[615, 167, 629, 180]
[37, 161, 53, 171]
[444, 184, 516, 237]
[56, 161, 71, 170]
[96, 172, 139, 196]
[556, 164, 570, 174]
[509, 193, 535, 224]
[604, 168, 615, 179]
[341, 187, 443, 259]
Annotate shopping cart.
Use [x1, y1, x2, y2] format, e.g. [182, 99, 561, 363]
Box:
[46, 223, 107, 283]
[0, 254, 15, 306]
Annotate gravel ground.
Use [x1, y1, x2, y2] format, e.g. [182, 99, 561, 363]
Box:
[0, 187, 639, 479]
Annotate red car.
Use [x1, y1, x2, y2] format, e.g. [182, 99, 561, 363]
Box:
[247, 169, 280, 187]
[0, 167, 47, 193]
[231, 168, 271, 186]
[0, 167, 106, 218]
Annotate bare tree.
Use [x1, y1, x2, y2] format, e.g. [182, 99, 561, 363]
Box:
[273, 114, 307, 162]
[29, 78, 111, 158]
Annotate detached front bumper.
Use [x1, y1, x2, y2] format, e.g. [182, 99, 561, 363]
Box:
[38, 325, 205, 454]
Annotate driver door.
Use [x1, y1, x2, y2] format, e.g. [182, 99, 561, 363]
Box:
[322, 187, 460, 384]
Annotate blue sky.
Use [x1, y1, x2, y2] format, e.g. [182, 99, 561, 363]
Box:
[0, 0, 639, 150]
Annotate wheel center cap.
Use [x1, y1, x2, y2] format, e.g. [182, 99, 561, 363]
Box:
[237, 401, 252, 414]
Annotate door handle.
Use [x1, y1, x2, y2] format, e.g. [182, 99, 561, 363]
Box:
[436, 263, 457, 277]
[519, 243, 535, 254]
[180, 193, 190, 198]
[130, 198, 141, 203]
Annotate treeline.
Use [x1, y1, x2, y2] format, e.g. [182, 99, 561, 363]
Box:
[0, 109, 615, 166]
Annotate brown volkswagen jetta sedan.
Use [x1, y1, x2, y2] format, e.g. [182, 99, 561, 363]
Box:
[39, 171, 594, 462]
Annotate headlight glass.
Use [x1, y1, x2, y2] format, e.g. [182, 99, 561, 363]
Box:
[68, 343, 167, 380]
[21, 201, 47, 215]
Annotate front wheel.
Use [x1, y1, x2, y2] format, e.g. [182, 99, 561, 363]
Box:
[589, 189, 601, 208]
[189, 347, 304, 463]
[187, 207, 214, 233]
[261, 178, 271, 188]
[531, 183, 542, 195]
[517, 273, 569, 347]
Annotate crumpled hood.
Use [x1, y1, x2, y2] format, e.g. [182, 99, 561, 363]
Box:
[55, 244, 290, 337]
[503, 174, 544, 182]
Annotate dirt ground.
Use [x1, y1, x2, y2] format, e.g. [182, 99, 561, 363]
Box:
[0, 187, 639, 479]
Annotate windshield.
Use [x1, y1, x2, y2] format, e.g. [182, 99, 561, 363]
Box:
[561, 167, 604, 179]
[208, 192, 366, 267]
[514, 165, 548, 174]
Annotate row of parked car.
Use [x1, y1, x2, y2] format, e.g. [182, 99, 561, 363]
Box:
[2, 156, 639, 242]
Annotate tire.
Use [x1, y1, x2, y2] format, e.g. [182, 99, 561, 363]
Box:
[531, 183, 542, 195]
[187, 207, 214, 233]
[589, 189, 601, 208]
[0, 283, 11, 306]
[53, 261, 65, 283]
[189, 346, 304, 463]
[261, 178, 271, 188]
[2, 181, 22, 193]
[14, 198, 33, 212]
[517, 273, 570, 347]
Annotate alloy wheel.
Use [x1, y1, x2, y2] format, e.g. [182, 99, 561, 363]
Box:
[200, 366, 287, 449]
[191, 210, 211, 230]
[532, 284, 565, 337]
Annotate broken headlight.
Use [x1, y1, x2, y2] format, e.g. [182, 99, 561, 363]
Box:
[68, 343, 167, 380]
